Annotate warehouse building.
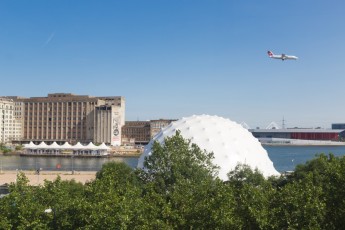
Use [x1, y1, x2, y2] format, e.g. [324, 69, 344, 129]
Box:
[250, 128, 345, 142]
[3, 93, 125, 146]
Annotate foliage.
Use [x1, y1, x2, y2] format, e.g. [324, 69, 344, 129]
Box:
[141, 130, 218, 186]
[0, 143, 11, 154]
[0, 173, 50, 229]
[268, 174, 326, 229]
[226, 164, 274, 229]
[85, 162, 146, 229]
[289, 154, 345, 229]
[15, 145, 23, 151]
[2, 134, 345, 229]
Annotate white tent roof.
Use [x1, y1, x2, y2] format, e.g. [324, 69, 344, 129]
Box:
[72, 142, 85, 149]
[23, 141, 109, 151]
[98, 142, 110, 150]
[24, 141, 37, 149]
[37, 142, 48, 148]
[49, 142, 61, 149]
[85, 142, 97, 150]
[60, 142, 72, 149]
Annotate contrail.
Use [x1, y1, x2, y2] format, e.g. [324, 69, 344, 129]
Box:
[42, 32, 55, 47]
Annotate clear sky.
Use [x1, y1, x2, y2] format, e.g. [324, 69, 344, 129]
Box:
[1, 1, 344, 129]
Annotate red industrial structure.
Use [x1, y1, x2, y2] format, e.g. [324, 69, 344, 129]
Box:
[250, 129, 345, 141]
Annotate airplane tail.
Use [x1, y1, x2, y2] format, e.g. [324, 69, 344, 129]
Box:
[267, 51, 273, 57]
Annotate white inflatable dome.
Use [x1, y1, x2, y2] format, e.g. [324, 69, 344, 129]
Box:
[138, 114, 279, 180]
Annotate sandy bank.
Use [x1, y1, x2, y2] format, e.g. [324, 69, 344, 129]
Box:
[0, 170, 97, 186]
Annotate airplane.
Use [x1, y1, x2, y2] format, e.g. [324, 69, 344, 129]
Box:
[267, 51, 298, 61]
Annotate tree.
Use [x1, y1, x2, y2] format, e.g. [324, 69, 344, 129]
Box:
[268, 174, 326, 229]
[137, 131, 240, 229]
[0, 173, 88, 230]
[140, 131, 218, 187]
[226, 164, 274, 229]
[15, 145, 23, 151]
[290, 154, 345, 229]
[85, 162, 146, 229]
[0, 172, 50, 229]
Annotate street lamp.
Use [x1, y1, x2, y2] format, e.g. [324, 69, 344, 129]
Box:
[44, 208, 56, 229]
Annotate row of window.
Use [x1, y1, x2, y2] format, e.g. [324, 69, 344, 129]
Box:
[0, 125, 19, 128]
[0, 105, 13, 110]
[1, 110, 13, 114]
[26, 134, 85, 139]
[25, 118, 86, 122]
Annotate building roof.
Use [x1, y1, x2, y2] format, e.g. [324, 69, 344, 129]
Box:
[249, 129, 345, 134]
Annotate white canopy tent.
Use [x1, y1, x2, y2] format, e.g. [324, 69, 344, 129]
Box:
[23, 141, 110, 156]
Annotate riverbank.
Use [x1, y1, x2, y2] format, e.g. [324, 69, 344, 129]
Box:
[0, 170, 97, 186]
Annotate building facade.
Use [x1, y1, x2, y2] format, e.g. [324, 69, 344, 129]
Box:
[3, 93, 125, 146]
[122, 119, 176, 145]
[94, 104, 125, 146]
[4, 96, 25, 143]
[122, 121, 151, 145]
[250, 128, 345, 141]
[0, 98, 16, 143]
[150, 119, 176, 138]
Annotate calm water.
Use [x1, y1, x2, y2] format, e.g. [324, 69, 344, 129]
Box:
[265, 145, 345, 172]
[1, 146, 345, 173]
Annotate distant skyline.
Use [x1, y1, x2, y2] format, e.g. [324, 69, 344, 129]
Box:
[1, 1, 345, 129]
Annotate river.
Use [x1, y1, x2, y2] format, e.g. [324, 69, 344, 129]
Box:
[1, 145, 345, 173]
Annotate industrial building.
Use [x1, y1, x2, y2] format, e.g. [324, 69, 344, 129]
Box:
[122, 119, 176, 145]
[2, 93, 125, 146]
[250, 128, 345, 144]
[150, 119, 177, 138]
[121, 121, 151, 145]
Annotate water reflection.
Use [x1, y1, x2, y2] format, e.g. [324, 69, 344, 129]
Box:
[2, 145, 345, 172]
[0, 155, 139, 171]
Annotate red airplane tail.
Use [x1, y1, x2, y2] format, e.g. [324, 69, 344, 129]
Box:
[267, 51, 273, 57]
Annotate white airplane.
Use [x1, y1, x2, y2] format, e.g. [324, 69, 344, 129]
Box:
[267, 51, 298, 61]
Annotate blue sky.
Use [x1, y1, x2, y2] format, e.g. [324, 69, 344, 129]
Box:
[1, 1, 344, 128]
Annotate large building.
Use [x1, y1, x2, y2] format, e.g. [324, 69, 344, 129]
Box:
[3, 93, 125, 146]
[122, 121, 151, 145]
[122, 119, 176, 145]
[0, 98, 16, 143]
[250, 128, 345, 142]
[150, 119, 177, 138]
[94, 104, 125, 146]
[5, 96, 26, 143]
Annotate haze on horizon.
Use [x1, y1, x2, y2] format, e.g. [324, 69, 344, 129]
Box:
[1, 1, 344, 129]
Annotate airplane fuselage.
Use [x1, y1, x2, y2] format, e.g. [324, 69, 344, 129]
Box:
[267, 51, 298, 61]
[270, 54, 298, 60]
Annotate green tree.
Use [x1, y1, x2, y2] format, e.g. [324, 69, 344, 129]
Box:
[85, 162, 146, 229]
[138, 131, 240, 229]
[0, 173, 89, 230]
[227, 164, 274, 229]
[140, 131, 218, 188]
[268, 173, 326, 229]
[15, 145, 23, 151]
[290, 154, 345, 229]
[0, 172, 50, 229]
[38, 177, 88, 230]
